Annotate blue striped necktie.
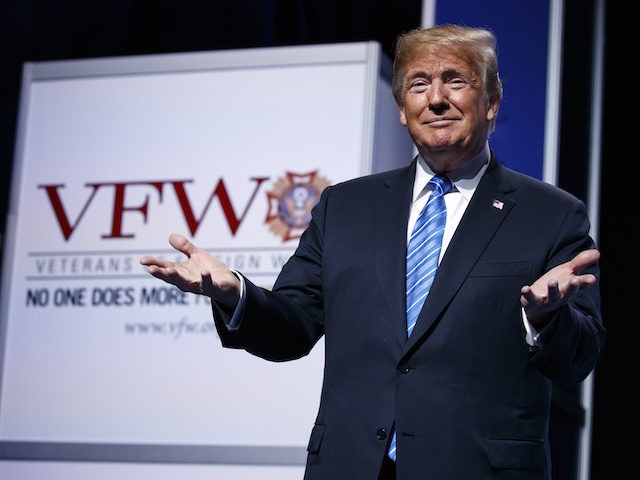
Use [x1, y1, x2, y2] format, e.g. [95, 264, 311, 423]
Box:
[405, 174, 452, 336]
[388, 174, 452, 462]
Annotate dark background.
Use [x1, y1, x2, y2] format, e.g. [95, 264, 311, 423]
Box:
[0, 1, 632, 478]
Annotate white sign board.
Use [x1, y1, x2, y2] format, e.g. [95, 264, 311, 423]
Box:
[0, 42, 413, 478]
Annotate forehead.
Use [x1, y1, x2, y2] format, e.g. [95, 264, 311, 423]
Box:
[405, 48, 477, 77]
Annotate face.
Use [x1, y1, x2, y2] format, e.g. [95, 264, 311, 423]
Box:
[397, 49, 499, 171]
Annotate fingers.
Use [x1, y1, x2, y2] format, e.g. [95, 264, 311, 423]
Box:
[520, 282, 554, 308]
[139, 233, 197, 268]
[141, 263, 178, 288]
[139, 256, 153, 266]
[520, 285, 533, 308]
[567, 249, 599, 288]
[139, 256, 171, 268]
[546, 280, 560, 303]
[520, 249, 600, 320]
[578, 273, 597, 286]
[571, 249, 600, 272]
[168, 233, 198, 258]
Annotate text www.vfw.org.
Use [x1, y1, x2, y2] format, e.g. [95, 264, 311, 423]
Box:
[124, 317, 216, 339]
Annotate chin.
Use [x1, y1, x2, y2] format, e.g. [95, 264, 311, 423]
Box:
[425, 142, 455, 152]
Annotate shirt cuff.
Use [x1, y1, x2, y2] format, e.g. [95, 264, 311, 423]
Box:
[522, 307, 540, 347]
[213, 269, 246, 331]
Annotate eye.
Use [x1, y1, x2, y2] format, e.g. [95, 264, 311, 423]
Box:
[408, 80, 429, 93]
[448, 77, 468, 89]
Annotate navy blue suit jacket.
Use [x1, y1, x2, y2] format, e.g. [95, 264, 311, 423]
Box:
[214, 153, 604, 479]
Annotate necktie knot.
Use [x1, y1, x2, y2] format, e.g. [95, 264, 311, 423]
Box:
[429, 174, 453, 196]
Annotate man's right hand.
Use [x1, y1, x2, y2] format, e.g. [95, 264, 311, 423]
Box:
[139, 233, 241, 311]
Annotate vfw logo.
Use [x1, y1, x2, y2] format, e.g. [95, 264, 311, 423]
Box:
[265, 171, 330, 241]
[38, 170, 330, 243]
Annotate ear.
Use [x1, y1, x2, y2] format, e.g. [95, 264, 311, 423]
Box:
[398, 103, 408, 126]
[486, 96, 500, 122]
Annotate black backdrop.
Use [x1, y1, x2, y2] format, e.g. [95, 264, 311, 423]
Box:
[0, 1, 632, 479]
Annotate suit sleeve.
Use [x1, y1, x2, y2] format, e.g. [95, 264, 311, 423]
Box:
[528, 200, 605, 384]
[210, 186, 330, 362]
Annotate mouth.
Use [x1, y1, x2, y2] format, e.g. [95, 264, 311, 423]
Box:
[425, 117, 458, 126]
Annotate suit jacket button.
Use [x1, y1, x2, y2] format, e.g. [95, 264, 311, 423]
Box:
[376, 428, 387, 440]
[399, 365, 410, 374]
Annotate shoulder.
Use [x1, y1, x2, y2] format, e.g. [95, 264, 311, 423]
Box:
[323, 163, 413, 197]
[487, 156, 585, 207]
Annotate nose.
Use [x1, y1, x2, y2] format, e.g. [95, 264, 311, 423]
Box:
[428, 80, 448, 114]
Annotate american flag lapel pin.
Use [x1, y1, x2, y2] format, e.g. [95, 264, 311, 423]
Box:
[492, 199, 504, 210]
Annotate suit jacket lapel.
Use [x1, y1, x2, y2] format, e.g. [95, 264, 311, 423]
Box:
[373, 162, 415, 346]
[404, 156, 516, 351]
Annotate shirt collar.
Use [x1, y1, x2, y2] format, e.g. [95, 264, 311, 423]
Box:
[413, 144, 490, 203]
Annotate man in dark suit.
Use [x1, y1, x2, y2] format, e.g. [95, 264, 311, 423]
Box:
[140, 24, 604, 479]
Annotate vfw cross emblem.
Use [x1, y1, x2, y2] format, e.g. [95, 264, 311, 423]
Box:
[265, 171, 330, 242]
